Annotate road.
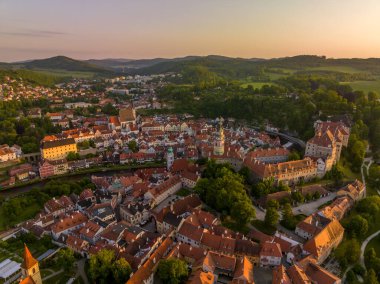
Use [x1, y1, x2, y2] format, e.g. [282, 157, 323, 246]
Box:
[292, 193, 337, 216]
[253, 205, 265, 221]
[74, 258, 90, 284]
[360, 230, 380, 268]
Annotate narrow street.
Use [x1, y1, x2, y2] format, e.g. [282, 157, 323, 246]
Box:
[292, 193, 337, 216]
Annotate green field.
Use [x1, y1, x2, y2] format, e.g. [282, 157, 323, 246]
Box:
[240, 82, 274, 88]
[341, 79, 380, 93]
[33, 69, 96, 78]
[306, 65, 364, 73]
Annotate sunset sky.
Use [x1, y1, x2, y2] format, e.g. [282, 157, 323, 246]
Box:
[1, 0, 380, 62]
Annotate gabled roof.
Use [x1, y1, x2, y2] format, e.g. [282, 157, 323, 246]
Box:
[303, 219, 344, 260]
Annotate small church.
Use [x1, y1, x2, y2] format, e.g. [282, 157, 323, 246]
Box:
[19, 244, 42, 284]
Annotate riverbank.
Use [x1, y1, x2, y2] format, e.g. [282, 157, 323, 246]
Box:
[0, 162, 165, 198]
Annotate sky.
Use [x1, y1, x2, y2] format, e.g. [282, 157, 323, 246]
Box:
[1, 0, 380, 62]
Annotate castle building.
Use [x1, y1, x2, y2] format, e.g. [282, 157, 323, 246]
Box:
[305, 121, 350, 172]
[213, 118, 225, 156]
[41, 137, 77, 161]
[20, 244, 42, 284]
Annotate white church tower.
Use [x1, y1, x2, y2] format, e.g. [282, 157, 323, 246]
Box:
[166, 147, 174, 170]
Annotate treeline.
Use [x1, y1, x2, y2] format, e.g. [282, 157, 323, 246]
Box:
[0, 178, 94, 229]
[0, 100, 61, 153]
[294, 70, 374, 82]
[0, 69, 65, 87]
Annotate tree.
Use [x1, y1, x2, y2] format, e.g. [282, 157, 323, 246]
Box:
[312, 191, 321, 200]
[231, 199, 255, 225]
[369, 165, 380, 190]
[266, 199, 280, 210]
[325, 164, 344, 185]
[101, 103, 118, 115]
[127, 140, 138, 153]
[291, 191, 304, 204]
[365, 248, 380, 273]
[346, 215, 368, 238]
[252, 177, 275, 198]
[365, 269, 379, 284]
[265, 207, 279, 228]
[288, 151, 301, 161]
[111, 258, 132, 284]
[157, 258, 188, 284]
[281, 203, 297, 229]
[66, 151, 79, 161]
[88, 249, 131, 284]
[304, 193, 313, 202]
[195, 163, 255, 226]
[346, 270, 355, 284]
[56, 248, 75, 271]
[335, 239, 360, 269]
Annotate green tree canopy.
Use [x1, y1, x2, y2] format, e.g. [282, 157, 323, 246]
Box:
[157, 258, 189, 284]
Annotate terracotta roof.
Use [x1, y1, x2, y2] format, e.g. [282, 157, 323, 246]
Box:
[307, 130, 335, 148]
[232, 256, 255, 284]
[21, 244, 38, 270]
[119, 107, 136, 122]
[272, 265, 291, 284]
[41, 137, 76, 149]
[19, 276, 36, 284]
[203, 251, 236, 272]
[304, 261, 341, 284]
[260, 241, 282, 258]
[245, 148, 289, 160]
[303, 219, 344, 260]
[178, 221, 204, 242]
[187, 269, 215, 284]
[287, 264, 312, 284]
[127, 237, 173, 284]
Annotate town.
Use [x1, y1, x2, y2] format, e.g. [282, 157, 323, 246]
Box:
[0, 71, 374, 284]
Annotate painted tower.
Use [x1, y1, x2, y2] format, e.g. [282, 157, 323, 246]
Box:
[166, 147, 174, 170]
[20, 244, 42, 284]
[213, 117, 225, 156]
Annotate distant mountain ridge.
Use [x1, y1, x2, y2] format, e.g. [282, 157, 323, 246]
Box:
[2, 55, 380, 78]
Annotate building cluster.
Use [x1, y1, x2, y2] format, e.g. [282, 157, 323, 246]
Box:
[34, 112, 290, 181]
[244, 120, 350, 185]
[304, 120, 350, 173]
[16, 179, 364, 283]
[0, 144, 22, 163]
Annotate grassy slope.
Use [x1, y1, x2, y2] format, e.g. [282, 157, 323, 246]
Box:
[33, 69, 96, 78]
[341, 79, 380, 93]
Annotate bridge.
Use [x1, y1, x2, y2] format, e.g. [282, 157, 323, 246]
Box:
[21, 152, 41, 163]
[265, 130, 306, 149]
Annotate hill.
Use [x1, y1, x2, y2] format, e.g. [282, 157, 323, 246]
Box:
[23, 56, 113, 73]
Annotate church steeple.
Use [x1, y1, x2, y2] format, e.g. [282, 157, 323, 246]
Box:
[20, 244, 42, 284]
[213, 117, 225, 156]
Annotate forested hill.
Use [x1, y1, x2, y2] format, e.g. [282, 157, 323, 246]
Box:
[119, 55, 380, 76]
[3, 55, 380, 79]
[21, 56, 113, 74]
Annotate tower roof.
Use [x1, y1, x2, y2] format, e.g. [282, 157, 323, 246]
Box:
[21, 244, 38, 270]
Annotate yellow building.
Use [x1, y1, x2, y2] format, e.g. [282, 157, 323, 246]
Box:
[20, 244, 42, 284]
[41, 138, 77, 160]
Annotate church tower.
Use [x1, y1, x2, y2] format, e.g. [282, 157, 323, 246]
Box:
[213, 117, 225, 156]
[20, 244, 42, 284]
[166, 147, 174, 170]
